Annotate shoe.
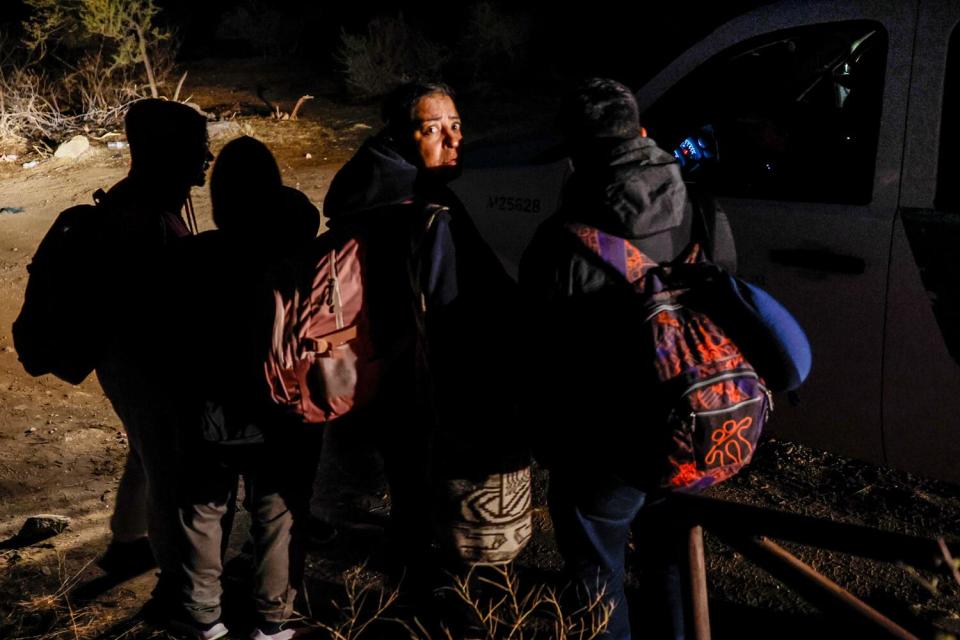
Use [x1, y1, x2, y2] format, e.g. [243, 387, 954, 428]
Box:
[250, 620, 309, 640]
[97, 537, 156, 577]
[168, 614, 229, 640]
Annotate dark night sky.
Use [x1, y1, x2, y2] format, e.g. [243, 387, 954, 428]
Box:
[0, 1, 770, 89]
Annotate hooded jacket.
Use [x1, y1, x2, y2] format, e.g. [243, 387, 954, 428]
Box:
[519, 135, 736, 468]
[323, 134, 519, 452]
[520, 135, 734, 299]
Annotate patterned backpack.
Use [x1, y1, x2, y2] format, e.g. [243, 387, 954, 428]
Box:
[568, 223, 772, 492]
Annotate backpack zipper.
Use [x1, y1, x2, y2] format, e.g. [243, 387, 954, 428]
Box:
[692, 393, 767, 417]
[682, 369, 759, 398]
[644, 303, 684, 323]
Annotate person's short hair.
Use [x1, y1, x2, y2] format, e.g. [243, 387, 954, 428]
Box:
[210, 136, 282, 232]
[558, 78, 640, 144]
[381, 81, 456, 137]
[125, 99, 207, 168]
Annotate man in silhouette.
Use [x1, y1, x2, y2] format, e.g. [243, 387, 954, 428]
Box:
[95, 99, 211, 612]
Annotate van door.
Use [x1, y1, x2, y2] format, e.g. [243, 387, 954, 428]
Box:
[635, 1, 915, 465]
[884, 1, 960, 483]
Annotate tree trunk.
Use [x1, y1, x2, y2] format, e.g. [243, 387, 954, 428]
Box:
[133, 22, 158, 99]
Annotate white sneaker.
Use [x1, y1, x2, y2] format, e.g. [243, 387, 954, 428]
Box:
[168, 616, 229, 640]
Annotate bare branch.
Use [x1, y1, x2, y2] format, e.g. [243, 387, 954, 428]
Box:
[290, 94, 314, 120]
[173, 71, 188, 102]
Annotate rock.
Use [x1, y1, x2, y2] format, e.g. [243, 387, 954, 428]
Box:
[305, 152, 313, 159]
[22, 161, 39, 169]
[207, 121, 241, 139]
[15, 515, 70, 545]
[54, 135, 90, 160]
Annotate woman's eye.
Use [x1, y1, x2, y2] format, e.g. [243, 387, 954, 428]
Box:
[424, 125, 439, 135]
[451, 122, 461, 131]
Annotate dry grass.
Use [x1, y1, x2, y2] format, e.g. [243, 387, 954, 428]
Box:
[287, 562, 612, 640]
[1, 552, 128, 640]
[310, 565, 402, 640]
[427, 564, 612, 640]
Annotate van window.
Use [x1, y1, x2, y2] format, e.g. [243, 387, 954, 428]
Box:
[643, 21, 887, 204]
[936, 22, 960, 211]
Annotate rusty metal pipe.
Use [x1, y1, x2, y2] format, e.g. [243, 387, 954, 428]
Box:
[671, 493, 953, 572]
[727, 535, 919, 640]
[686, 525, 712, 640]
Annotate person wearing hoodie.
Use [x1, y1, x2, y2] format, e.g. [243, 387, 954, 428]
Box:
[322, 82, 518, 581]
[519, 79, 735, 640]
[166, 136, 322, 640]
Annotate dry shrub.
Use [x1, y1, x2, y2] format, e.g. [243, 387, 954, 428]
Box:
[337, 13, 448, 98]
[430, 564, 613, 640]
[312, 565, 402, 640]
[1, 0, 181, 148]
[0, 66, 66, 150]
[62, 50, 150, 121]
[458, 2, 531, 84]
[317, 563, 612, 639]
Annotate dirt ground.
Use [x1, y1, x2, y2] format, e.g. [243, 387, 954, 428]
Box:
[0, 61, 959, 640]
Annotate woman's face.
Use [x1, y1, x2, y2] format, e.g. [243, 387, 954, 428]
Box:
[410, 93, 462, 172]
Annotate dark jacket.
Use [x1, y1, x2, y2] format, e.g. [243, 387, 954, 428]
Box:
[519, 136, 736, 469]
[520, 136, 735, 299]
[87, 176, 198, 387]
[324, 134, 520, 472]
[162, 187, 321, 441]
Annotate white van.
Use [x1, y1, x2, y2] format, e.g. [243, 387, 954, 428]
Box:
[452, 0, 960, 483]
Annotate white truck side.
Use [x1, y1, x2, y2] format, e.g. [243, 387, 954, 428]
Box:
[452, 0, 960, 483]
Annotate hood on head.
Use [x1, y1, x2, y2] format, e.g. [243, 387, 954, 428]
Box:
[563, 136, 688, 240]
[323, 134, 418, 225]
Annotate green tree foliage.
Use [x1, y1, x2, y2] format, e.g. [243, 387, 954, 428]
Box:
[23, 0, 170, 97]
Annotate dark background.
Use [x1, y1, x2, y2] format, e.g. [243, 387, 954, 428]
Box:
[0, 1, 769, 91]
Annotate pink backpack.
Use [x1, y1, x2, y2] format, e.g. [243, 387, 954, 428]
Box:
[263, 235, 382, 423]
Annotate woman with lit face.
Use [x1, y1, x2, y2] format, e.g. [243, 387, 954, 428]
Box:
[368, 82, 465, 187]
[409, 91, 463, 178]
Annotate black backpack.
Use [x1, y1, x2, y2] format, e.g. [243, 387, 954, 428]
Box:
[13, 190, 115, 384]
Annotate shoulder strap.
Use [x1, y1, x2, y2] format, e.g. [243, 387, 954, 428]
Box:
[408, 202, 449, 315]
[565, 223, 659, 288]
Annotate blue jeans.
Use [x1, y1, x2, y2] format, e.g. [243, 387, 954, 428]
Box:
[549, 470, 687, 640]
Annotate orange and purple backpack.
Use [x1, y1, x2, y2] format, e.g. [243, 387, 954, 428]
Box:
[568, 223, 772, 492]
